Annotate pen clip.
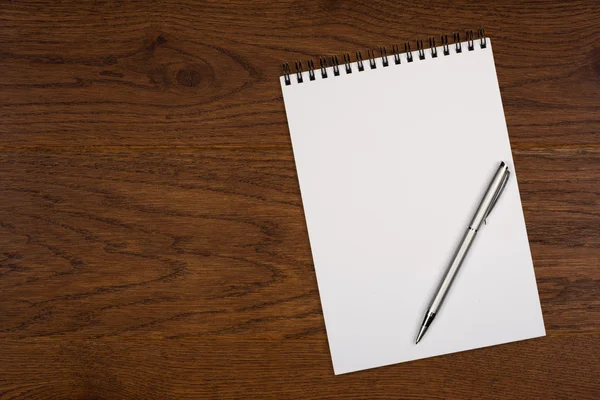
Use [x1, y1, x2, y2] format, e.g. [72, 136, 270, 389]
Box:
[484, 169, 510, 225]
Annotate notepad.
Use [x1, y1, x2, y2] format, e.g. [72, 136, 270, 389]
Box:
[279, 32, 546, 375]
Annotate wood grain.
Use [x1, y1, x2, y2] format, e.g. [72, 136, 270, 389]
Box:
[0, 337, 598, 400]
[1, 0, 599, 399]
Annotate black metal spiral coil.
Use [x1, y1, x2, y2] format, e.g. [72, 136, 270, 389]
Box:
[282, 28, 487, 86]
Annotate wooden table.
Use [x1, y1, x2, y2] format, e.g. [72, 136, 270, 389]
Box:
[1, 1, 599, 398]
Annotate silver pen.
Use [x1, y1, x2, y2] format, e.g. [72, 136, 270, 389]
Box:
[415, 161, 511, 344]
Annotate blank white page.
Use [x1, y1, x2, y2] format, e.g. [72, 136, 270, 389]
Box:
[280, 40, 545, 375]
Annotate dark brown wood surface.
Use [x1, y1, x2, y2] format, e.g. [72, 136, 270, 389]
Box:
[1, 1, 599, 399]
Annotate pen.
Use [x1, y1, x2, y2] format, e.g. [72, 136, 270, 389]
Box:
[415, 161, 511, 344]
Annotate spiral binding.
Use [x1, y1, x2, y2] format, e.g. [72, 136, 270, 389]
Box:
[332, 55, 340, 76]
[282, 28, 488, 86]
[356, 51, 364, 71]
[416, 39, 425, 60]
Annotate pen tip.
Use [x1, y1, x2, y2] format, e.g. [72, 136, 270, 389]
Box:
[415, 323, 428, 345]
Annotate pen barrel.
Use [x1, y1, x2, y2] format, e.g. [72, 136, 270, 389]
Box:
[428, 227, 477, 312]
